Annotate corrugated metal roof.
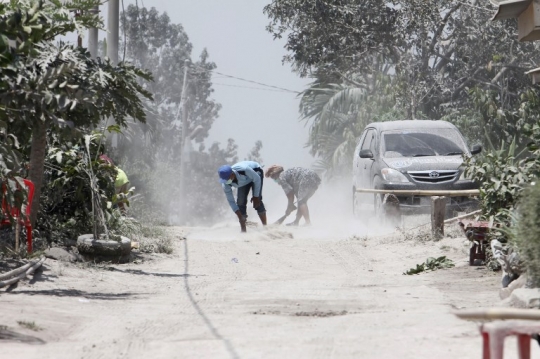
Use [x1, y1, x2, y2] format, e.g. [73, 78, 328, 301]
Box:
[491, 0, 532, 20]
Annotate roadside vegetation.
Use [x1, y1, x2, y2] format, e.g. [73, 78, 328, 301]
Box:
[17, 320, 43, 332]
[515, 182, 540, 286]
[0, 1, 263, 259]
[0, 0, 151, 255]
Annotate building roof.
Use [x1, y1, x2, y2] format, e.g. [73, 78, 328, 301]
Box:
[491, 0, 531, 21]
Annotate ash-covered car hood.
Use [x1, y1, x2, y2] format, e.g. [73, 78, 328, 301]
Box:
[383, 155, 464, 171]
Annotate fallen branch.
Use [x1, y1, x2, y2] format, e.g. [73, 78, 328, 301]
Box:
[0, 257, 45, 289]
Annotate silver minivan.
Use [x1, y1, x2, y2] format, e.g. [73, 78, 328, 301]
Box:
[352, 120, 481, 217]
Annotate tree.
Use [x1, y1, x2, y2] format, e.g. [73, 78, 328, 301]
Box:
[299, 73, 400, 176]
[120, 5, 221, 163]
[264, 0, 399, 77]
[113, 5, 234, 224]
[0, 0, 152, 226]
[266, 0, 540, 174]
[184, 139, 239, 225]
[246, 140, 263, 164]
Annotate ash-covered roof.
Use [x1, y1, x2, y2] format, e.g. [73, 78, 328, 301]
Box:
[491, 0, 531, 21]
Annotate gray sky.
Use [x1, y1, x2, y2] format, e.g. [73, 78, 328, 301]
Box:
[95, 0, 314, 168]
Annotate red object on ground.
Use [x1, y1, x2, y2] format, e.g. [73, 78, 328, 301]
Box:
[458, 219, 492, 266]
[480, 320, 537, 359]
[1, 179, 35, 253]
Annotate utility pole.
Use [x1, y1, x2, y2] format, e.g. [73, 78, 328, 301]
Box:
[75, 10, 83, 47]
[179, 59, 190, 222]
[107, 0, 120, 148]
[106, 0, 119, 65]
[88, 5, 99, 59]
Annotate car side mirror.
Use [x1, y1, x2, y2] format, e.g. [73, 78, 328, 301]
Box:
[471, 144, 482, 155]
[359, 149, 374, 159]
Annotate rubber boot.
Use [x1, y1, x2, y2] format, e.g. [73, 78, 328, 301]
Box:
[258, 212, 267, 226]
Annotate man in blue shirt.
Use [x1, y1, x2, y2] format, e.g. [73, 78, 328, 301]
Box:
[218, 161, 267, 232]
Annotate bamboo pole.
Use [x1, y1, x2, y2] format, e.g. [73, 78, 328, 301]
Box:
[454, 308, 540, 322]
[444, 209, 482, 223]
[355, 189, 480, 197]
[15, 221, 20, 252]
[0, 258, 39, 281]
[0, 257, 45, 289]
[402, 209, 482, 231]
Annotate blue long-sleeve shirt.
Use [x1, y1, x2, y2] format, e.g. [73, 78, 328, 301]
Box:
[222, 161, 262, 212]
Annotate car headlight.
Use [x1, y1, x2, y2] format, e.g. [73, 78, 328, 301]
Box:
[381, 168, 409, 183]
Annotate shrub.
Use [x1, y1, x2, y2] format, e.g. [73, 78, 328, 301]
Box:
[464, 139, 535, 228]
[38, 133, 117, 244]
[515, 182, 540, 287]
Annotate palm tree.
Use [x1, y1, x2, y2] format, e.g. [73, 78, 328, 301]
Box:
[299, 74, 400, 176]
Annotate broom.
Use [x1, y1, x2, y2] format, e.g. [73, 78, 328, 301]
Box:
[274, 203, 297, 225]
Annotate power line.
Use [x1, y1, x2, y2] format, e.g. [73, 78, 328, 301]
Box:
[212, 70, 301, 94]
[212, 82, 297, 93]
[191, 64, 301, 94]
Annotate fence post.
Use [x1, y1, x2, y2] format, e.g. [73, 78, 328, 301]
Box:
[431, 196, 446, 239]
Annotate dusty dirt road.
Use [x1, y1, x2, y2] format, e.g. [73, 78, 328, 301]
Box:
[1, 223, 536, 359]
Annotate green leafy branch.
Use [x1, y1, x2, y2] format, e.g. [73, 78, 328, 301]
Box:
[403, 256, 455, 275]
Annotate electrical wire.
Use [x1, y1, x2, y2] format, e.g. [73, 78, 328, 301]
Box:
[191, 64, 301, 94]
[211, 70, 301, 94]
[212, 82, 297, 93]
[122, 7, 299, 95]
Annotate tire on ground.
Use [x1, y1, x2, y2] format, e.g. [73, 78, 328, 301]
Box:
[77, 234, 131, 263]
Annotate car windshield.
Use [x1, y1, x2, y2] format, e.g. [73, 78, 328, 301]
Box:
[381, 129, 467, 158]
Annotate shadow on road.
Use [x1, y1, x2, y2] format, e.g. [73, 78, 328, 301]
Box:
[0, 326, 45, 345]
[5, 288, 140, 300]
[182, 239, 240, 359]
[107, 268, 205, 278]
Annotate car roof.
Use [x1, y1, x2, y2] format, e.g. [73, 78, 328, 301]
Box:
[365, 120, 458, 131]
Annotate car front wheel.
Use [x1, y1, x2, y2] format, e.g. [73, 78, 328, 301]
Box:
[372, 177, 384, 221]
[353, 189, 362, 218]
[374, 192, 384, 221]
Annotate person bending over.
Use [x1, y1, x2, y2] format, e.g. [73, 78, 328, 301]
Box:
[218, 161, 267, 232]
[265, 165, 321, 226]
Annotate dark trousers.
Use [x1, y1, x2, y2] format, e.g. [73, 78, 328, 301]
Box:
[237, 169, 266, 216]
